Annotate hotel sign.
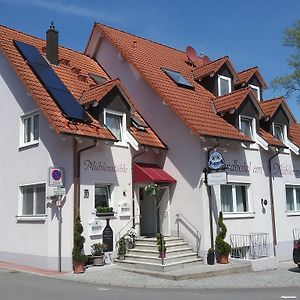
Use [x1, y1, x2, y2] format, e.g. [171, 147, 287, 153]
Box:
[207, 172, 227, 186]
[208, 151, 225, 171]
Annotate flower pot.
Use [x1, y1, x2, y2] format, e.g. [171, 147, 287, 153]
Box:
[118, 254, 125, 260]
[73, 261, 85, 273]
[207, 252, 215, 265]
[93, 255, 105, 266]
[217, 254, 229, 264]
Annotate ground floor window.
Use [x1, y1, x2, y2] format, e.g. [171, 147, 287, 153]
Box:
[20, 183, 46, 215]
[95, 185, 111, 211]
[286, 185, 300, 211]
[221, 183, 249, 212]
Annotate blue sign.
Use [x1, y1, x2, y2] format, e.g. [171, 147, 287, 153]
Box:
[208, 151, 225, 170]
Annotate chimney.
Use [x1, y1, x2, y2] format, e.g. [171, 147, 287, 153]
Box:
[46, 22, 59, 65]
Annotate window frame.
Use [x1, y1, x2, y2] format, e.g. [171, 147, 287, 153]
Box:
[249, 84, 261, 101]
[161, 67, 194, 89]
[20, 110, 40, 148]
[103, 108, 127, 146]
[94, 183, 114, 213]
[285, 184, 300, 214]
[239, 115, 254, 138]
[272, 123, 285, 142]
[218, 75, 232, 96]
[17, 182, 46, 221]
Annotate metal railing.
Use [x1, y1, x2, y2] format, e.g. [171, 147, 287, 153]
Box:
[176, 213, 201, 257]
[116, 215, 141, 243]
[230, 232, 270, 260]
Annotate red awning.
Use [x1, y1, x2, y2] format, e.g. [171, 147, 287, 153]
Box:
[133, 162, 176, 183]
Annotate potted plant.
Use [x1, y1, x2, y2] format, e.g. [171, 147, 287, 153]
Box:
[91, 243, 107, 266]
[207, 248, 215, 265]
[124, 228, 137, 249]
[72, 215, 88, 273]
[117, 236, 127, 260]
[156, 233, 166, 258]
[215, 212, 231, 264]
[96, 206, 115, 217]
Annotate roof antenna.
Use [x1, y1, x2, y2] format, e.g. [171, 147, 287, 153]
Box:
[50, 21, 55, 30]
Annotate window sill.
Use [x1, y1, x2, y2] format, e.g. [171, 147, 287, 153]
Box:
[113, 141, 128, 148]
[286, 211, 300, 217]
[223, 212, 255, 219]
[19, 141, 39, 151]
[16, 215, 46, 222]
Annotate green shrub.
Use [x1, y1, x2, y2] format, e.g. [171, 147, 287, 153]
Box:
[215, 212, 231, 256]
[72, 215, 88, 263]
[156, 233, 166, 252]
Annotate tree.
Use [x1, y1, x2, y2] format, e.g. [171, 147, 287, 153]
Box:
[271, 20, 300, 103]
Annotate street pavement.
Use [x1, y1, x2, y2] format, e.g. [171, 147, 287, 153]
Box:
[1, 260, 299, 290]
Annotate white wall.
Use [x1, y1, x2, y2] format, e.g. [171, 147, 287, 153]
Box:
[0, 52, 74, 271]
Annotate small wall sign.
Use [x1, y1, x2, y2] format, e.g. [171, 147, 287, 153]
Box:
[48, 167, 64, 187]
[207, 172, 227, 186]
[208, 151, 225, 171]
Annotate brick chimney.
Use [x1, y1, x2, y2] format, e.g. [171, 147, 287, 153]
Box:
[46, 22, 59, 65]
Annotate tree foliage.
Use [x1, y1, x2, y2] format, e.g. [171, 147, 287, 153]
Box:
[271, 19, 300, 103]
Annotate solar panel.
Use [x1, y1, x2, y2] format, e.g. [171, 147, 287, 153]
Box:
[14, 40, 91, 123]
[161, 67, 194, 89]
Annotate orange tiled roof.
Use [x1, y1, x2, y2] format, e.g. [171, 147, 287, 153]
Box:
[260, 97, 284, 117]
[236, 67, 268, 89]
[259, 128, 285, 148]
[0, 25, 116, 141]
[193, 56, 238, 81]
[290, 123, 300, 148]
[94, 23, 252, 142]
[0, 25, 165, 148]
[213, 87, 253, 113]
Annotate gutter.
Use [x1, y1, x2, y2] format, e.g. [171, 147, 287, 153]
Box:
[73, 138, 97, 220]
[268, 149, 280, 257]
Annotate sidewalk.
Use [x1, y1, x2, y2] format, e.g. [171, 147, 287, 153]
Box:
[1, 260, 300, 289]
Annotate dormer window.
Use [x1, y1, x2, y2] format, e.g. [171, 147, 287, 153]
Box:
[273, 123, 284, 142]
[104, 109, 126, 143]
[249, 84, 260, 101]
[218, 75, 231, 96]
[240, 116, 253, 138]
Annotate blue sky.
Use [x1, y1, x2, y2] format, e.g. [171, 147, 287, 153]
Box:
[0, 0, 299, 120]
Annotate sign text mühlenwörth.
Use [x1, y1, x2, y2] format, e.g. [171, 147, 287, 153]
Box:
[83, 160, 128, 173]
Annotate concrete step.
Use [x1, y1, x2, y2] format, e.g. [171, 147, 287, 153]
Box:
[125, 252, 199, 264]
[128, 247, 194, 258]
[114, 256, 203, 272]
[135, 237, 185, 246]
[134, 241, 189, 251]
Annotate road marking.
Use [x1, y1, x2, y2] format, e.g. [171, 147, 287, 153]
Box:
[97, 288, 109, 291]
[281, 296, 297, 299]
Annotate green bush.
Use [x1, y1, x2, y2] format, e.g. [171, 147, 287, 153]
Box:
[96, 206, 114, 213]
[72, 216, 88, 263]
[215, 212, 231, 256]
[117, 237, 127, 255]
[156, 233, 166, 252]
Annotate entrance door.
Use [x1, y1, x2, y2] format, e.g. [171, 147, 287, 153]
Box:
[139, 187, 156, 236]
[158, 187, 170, 236]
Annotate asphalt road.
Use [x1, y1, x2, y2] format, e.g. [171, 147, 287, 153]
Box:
[0, 268, 299, 300]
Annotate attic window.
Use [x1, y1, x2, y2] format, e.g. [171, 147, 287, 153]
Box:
[273, 123, 284, 142]
[218, 75, 231, 96]
[89, 73, 108, 85]
[249, 84, 260, 101]
[161, 68, 194, 89]
[131, 115, 148, 131]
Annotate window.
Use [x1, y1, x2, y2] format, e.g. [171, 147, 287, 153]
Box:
[249, 84, 261, 101]
[104, 109, 125, 143]
[286, 185, 300, 211]
[240, 116, 253, 138]
[95, 185, 111, 210]
[273, 123, 284, 142]
[20, 184, 46, 216]
[21, 112, 39, 146]
[221, 184, 249, 212]
[161, 68, 194, 89]
[218, 75, 231, 96]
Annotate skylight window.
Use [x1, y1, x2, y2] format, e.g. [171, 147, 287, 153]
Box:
[161, 68, 194, 89]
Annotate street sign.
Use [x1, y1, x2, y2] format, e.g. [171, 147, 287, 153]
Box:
[54, 188, 66, 196]
[49, 167, 64, 187]
[207, 172, 227, 186]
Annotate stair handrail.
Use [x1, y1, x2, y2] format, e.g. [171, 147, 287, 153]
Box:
[116, 214, 141, 243]
[176, 213, 201, 257]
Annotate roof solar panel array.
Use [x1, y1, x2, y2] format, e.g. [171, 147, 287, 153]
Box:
[14, 40, 91, 123]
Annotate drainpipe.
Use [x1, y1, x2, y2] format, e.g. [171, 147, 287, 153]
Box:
[73, 138, 97, 220]
[131, 148, 147, 228]
[268, 149, 280, 257]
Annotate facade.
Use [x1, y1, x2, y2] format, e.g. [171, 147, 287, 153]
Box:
[85, 23, 300, 261]
[0, 23, 299, 272]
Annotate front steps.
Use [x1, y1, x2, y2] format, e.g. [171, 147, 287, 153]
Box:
[114, 236, 203, 272]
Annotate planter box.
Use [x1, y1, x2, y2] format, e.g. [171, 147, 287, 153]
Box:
[96, 212, 116, 219]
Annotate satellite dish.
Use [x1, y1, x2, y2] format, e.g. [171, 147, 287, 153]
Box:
[186, 46, 198, 64]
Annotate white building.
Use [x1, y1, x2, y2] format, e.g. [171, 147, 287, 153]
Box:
[85, 23, 300, 261]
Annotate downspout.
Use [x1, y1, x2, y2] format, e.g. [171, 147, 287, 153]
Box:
[73, 137, 97, 220]
[131, 148, 147, 228]
[268, 149, 280, 257]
